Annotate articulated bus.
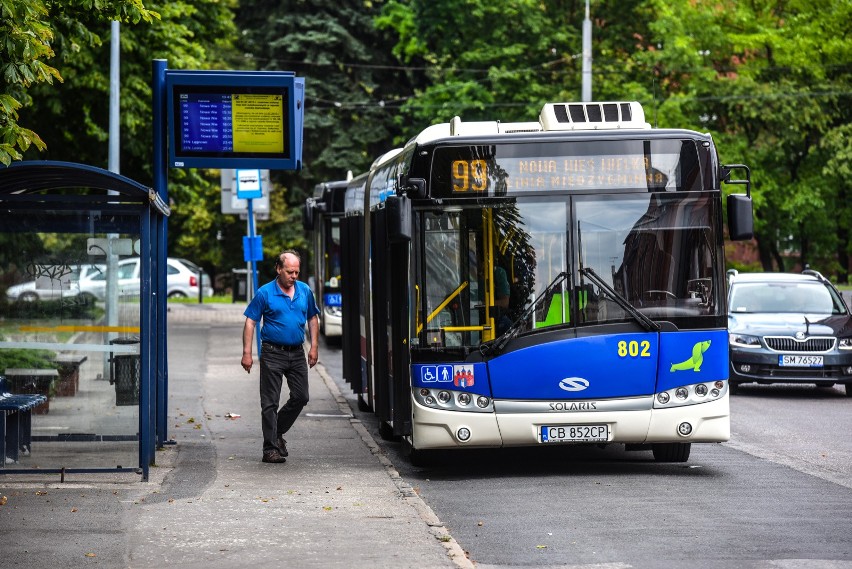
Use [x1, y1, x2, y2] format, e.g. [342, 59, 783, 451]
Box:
[340, 101, 753, 464]
[303, 176, 350, 339]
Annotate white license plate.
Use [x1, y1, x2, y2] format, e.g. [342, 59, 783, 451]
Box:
[540, 424, 608, 443]
[778, 355, 823, 367]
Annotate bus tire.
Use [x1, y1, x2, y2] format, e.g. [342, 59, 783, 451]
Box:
[378, 420, 398, 441]
[652, 442, 691, 462]
[357, 395, 371, 412]
[402, 437, 433, 467]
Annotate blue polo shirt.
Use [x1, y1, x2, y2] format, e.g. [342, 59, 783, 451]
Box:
[244, 279, 320, 346]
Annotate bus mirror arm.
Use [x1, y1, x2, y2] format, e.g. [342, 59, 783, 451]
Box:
[403, 177, 427, 199]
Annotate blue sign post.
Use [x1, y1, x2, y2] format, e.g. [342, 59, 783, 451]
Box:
[238, 168, 265, 357]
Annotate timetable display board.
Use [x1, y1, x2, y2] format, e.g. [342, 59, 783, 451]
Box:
[166, 71, 304, 170]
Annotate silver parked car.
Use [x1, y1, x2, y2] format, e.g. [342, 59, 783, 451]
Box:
[6, 264, 105, 302]
[79, 257, 213, 300]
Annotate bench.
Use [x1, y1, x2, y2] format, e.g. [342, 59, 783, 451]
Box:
[53, 354, 88, 397]
[0, 376, 47, 465]
[3, 368, 58, 414]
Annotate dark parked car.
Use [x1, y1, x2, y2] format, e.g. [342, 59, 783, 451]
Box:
[727, 270, 852, 396]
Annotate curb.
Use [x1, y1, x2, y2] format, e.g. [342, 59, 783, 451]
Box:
[315, 363, 474, 569]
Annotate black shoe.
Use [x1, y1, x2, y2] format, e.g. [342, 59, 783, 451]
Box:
[262, 449, 286, 463]
[276, 436, 289, 457]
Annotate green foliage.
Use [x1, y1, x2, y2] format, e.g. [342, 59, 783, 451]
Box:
[6, 0, 852, 282]
[0, 348, 57, 371]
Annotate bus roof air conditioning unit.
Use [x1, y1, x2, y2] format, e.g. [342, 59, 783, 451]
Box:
[540, 101, 650, 131]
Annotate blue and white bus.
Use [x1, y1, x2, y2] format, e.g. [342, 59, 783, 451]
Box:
[303, 176, 350, 339]
[341, 101, 753, 463]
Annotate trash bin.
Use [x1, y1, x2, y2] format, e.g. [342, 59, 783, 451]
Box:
[109, 337, 140, 406]
[231, 268, 249, 303]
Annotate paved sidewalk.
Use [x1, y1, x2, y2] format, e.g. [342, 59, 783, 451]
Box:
[0, 303, 471, 568]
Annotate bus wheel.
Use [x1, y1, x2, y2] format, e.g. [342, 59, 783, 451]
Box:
[402, 437, 433, 467]
[378, 421, 398, 441]
[652, 442, 691, 462]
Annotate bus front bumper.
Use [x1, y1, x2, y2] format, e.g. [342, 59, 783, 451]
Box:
[410, 395, 729, 450]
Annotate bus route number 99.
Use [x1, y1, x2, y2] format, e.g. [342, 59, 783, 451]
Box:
[452, 160, 488, 192]
[617, 340, 651, 358]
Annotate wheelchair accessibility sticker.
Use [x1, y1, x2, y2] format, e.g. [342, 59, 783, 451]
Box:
[420, 364, 475, 387]
[421, 365, 453, 383]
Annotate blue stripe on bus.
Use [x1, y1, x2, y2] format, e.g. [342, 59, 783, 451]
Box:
[410, 329, 727, 401]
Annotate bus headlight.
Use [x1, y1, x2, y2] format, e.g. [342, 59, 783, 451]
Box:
[457, 392, 472, 406]
[437, 391, 451, 403]
[678, 422, 693, 436]
[476, 396, 490, 408]
[654, 381, 727, 408]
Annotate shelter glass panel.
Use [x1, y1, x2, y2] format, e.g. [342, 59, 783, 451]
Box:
[1, 212, 141, 470]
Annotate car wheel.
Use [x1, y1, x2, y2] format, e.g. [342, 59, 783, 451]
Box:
[845, 384, 852, 397]
[18, 292, 39, 303]
[652, 442, 691, 462]
[168, 291, 187, 299]
[729, 382, 740, 395]
[357, 394, 371, 412]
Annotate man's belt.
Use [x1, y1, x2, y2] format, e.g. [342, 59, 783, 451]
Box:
[262, 341, 303, 351]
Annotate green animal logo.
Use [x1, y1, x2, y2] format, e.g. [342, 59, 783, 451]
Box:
[670, 340, 711, 372]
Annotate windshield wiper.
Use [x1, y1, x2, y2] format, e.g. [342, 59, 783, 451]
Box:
[485, 271, 570, 354]
[580, 267, 661, 332]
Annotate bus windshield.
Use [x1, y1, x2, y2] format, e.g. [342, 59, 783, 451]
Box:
[419, 192, 721, 349]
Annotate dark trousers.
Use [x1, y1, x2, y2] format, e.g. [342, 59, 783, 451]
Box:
[259, 344, 309, 452]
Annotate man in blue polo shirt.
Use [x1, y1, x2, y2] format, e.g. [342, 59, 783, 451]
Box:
[241, 250, 320, 464]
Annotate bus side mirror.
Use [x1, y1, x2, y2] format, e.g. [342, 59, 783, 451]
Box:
[386, 195, 412, 242]
[722, 164, 753, 241]
[302, 201, 315, 231]
[727, 194, 753, 241]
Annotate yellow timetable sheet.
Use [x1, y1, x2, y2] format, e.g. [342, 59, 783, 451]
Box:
[232, 94, 285, 153]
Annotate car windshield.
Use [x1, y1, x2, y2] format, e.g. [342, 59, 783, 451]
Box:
[729, 281, 846, 315]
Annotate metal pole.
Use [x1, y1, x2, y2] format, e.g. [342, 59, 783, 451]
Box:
[582, 0, 592, 102]
[105, 20, 121, 382]
[247, 198, 261, 357]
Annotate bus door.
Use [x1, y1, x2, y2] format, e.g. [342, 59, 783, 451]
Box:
[370, 206, 392, 424]
[340, 213, 364, 396]
[417, 207, 512, 350]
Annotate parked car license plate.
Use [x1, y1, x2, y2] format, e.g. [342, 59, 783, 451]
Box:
[540, 424, 608, 443]
[778, 355, 823, 367]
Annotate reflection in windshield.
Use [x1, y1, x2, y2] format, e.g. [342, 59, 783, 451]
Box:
[419, 194, 720, 349]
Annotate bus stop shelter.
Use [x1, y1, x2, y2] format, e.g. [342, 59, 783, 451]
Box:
[0, 161, 169, 480]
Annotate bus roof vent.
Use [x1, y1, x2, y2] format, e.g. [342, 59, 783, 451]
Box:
[540, 101, 650, 131]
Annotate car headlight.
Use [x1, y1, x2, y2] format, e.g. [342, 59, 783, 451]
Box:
[839, 338, 852, 350]
[729, 333, 761, 348]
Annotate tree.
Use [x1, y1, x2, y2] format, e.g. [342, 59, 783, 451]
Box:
[640, 0, 852, 277]
[235, 0, 419, 267]
[0, 0, 157, 165]
[16, 1, 242, 280]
